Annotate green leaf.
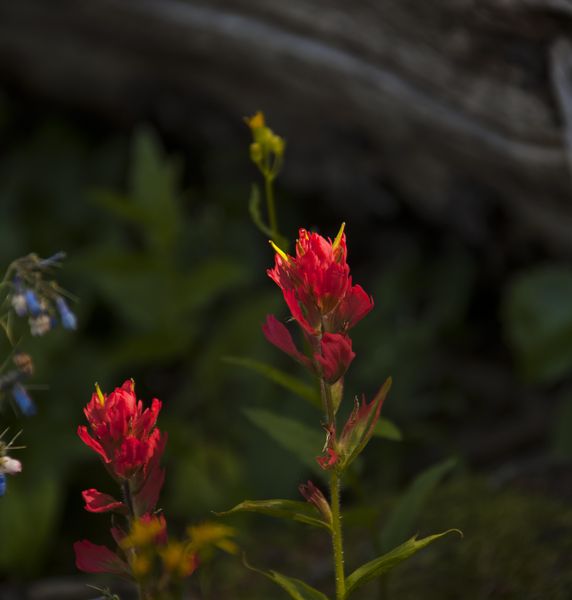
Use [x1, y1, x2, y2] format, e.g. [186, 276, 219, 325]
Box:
[380, 457, 457, 552]
[243, 408, 323, 472]
[216, 498, 330, 530]
[244, 557, 330, 600]
[224, 356, 321, 409]
[502, 266, 572, 383]
[345, 530, 462, 597]
[372, 418, 402, 441]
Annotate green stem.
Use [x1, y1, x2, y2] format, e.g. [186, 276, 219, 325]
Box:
[320, 379, 335, 425]
[264, 173, 278, 239]
[319, 378, 346, 599]
[330, 469, 346, 600]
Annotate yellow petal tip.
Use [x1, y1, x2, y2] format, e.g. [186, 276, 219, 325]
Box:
[269, 240, 289, 262]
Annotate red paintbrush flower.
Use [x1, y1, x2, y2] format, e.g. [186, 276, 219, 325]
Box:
[77, 380, 166, 515]
[267, 224, 373, 336]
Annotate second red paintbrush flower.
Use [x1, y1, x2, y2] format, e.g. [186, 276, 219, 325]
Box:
[77, 380, 166, 515]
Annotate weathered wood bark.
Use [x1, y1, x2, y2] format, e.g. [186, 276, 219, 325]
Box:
[1, 0, 572, 249]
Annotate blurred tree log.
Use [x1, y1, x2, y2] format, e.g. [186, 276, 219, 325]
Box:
[1, 0, 572, 249]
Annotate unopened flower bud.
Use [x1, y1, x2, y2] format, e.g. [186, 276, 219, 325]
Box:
[249, 142, 263, 164]
[12, 383, 36, 416]
[56, 297, 77, 330]
[270, 134, 285, 157]
[299, 480, 332, 524]
[24, 290, 42, 317]
[11, 292, 27, 317]
[0, 456, 22, 474]
[245, 111, 265, 130]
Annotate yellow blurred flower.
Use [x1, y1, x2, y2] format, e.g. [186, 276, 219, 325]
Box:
[159, 542, 198, 578]
[120, 515, 166, 551]
[131, 554, 152, 578]
[187, 521, 239, 556]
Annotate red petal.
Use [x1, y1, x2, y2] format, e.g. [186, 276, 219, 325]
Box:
[336, 285, 374, 330]
[281, 289, 317, 334]
[77, 426, 109, 462]
[136, 398, 162, 438]
[73, 540, 128, 574]
[82, 488, 125, 514]
[113, 436, 149, 478]
[314, 333, 355, 383]
[262, 315, 312, 367]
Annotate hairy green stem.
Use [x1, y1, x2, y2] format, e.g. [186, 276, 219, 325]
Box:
[320, 379, 346, 599]
[330, 469, 346, 600]
[320, 379, 336, 426]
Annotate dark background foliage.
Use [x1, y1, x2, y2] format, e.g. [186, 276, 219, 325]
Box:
[1, 2, 572, 598]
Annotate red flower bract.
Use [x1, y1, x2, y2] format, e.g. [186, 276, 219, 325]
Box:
[267, 225, 373, 336]
[74, 540, 128, 575]
[315, 333, 355, 384]
[78, 380, 165, 480]
[77, 380, 166, 516]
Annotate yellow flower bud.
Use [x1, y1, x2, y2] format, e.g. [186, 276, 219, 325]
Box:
[245, 111, 265, 130]
[270, 134, 285, 157]
[250, 142, 263, 164]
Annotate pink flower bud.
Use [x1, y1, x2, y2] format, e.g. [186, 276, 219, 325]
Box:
[299, 480, 332, 524]
[0, 456, 22, 474]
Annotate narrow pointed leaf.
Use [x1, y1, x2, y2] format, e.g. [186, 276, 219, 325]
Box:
[380, 457, 457, 552]
[345, 530, 462, 597]
[243, 408, 323, 472]
[343, 377, 392, 468]
[244, 557, 330, 600]
[372, 418, 402, 441]
[216, 499, 330, 530]
[224, 356, 320, 408]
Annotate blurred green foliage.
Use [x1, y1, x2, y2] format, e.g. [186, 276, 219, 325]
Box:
[503, 266, 572, 384]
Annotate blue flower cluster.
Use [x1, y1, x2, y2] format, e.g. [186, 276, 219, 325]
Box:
[8, 252, 77, 336]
